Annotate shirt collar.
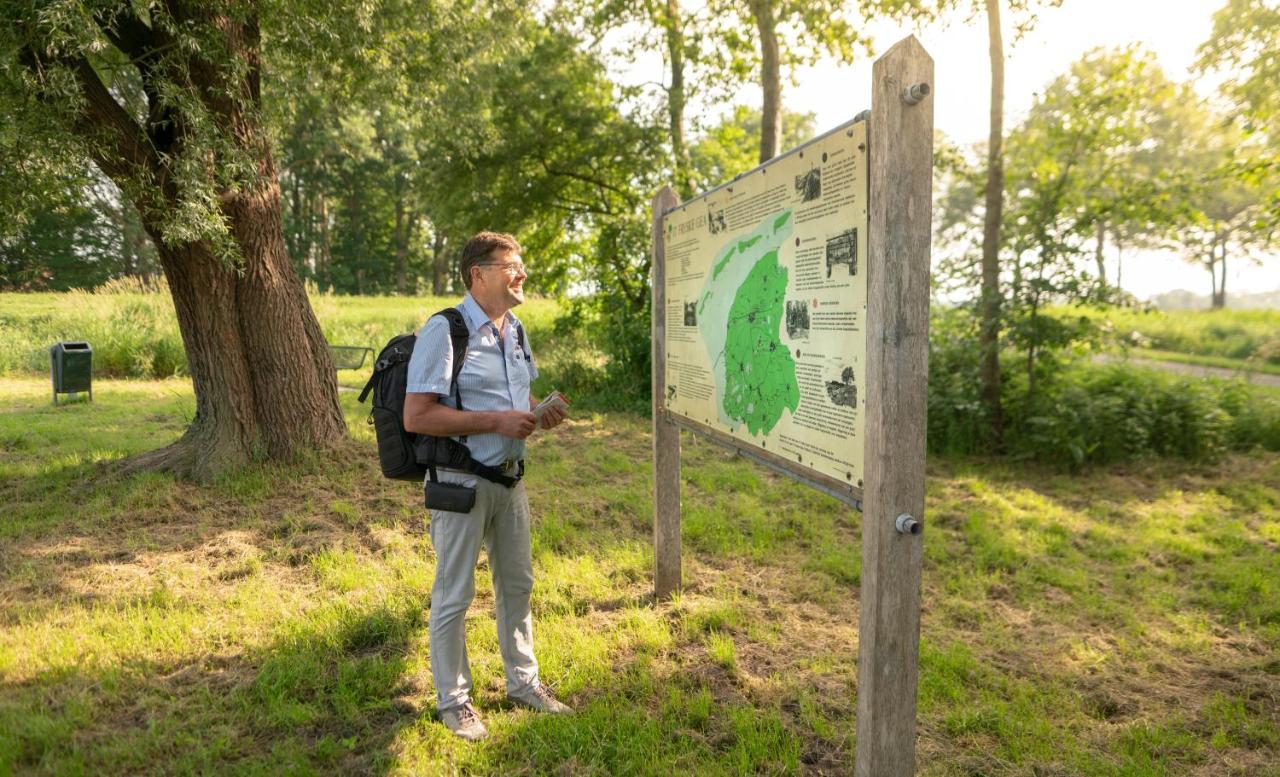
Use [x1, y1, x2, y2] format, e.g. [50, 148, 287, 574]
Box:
[459, 293, 519, 336]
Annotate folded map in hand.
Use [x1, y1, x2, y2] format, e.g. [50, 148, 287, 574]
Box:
[533, 391, 569, 426]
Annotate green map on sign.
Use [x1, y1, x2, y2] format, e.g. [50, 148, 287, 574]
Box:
[696, 211, 799, 436]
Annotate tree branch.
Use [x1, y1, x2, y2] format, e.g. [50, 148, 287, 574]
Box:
[95, 5, 181, 153]
[19, 44, 163, 194]
[539, 159, 630, 198]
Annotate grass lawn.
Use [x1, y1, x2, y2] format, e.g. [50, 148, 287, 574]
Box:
[1, 377, 1278, 775]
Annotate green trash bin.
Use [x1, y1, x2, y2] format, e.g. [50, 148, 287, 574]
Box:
[50, 341, 93, 405]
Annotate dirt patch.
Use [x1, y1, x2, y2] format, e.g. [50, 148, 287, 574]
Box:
[0, 440, 424, 632]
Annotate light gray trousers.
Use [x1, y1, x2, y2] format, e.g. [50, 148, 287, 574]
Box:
[428, 470, 539, 712]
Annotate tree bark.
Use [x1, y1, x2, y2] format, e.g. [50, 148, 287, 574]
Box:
[979, 0, 1005, 448]
[29, 6, 347, 480]
[751, 0, 781, 164]
[663, 0, 694, 198]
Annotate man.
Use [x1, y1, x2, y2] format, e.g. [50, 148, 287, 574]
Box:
[403, 231, 571, 741]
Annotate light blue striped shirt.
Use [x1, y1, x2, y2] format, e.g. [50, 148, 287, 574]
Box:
[405, 294, 537, 466]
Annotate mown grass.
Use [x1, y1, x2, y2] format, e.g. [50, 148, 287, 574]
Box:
[2, 376, 1278, 775]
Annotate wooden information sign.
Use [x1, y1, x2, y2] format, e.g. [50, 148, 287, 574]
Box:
[650, 35, 934, 776]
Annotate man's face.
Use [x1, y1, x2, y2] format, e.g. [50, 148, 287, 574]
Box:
[472, 249, 527, 309]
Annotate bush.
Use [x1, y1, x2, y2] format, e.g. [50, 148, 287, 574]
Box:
[1004, 365, 1238, 465]
[927, 306, 992, 456]
[541, 294, 651, 413]
[928, 306, 1280, 465]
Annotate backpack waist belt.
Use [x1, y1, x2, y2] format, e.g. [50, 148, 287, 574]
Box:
[418, 435, 524, 488]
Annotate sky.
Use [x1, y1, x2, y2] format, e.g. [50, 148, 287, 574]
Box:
[613, 0, 1276, 302]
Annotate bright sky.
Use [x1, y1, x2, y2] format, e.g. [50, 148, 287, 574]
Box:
[617, 0, 1277, 303]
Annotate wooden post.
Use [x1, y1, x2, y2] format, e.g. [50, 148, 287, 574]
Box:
[856, 36, 934, 777]
[651, 186, 683, 600]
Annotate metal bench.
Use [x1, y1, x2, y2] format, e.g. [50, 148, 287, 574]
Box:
[328, 345, 373, 370]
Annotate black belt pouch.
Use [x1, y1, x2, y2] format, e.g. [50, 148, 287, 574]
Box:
[424, 480, 477, 513]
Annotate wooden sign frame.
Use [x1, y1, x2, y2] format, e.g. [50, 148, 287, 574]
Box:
[650, 36, 933, 776]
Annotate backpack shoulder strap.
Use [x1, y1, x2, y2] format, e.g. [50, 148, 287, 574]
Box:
[357, 335, 415, 404]
[432, 307, 469, 409]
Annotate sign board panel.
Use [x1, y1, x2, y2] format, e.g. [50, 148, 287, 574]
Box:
[660, 117, 868, 504]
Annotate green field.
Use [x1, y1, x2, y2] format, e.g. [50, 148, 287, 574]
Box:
[2, 385, 1279, 771]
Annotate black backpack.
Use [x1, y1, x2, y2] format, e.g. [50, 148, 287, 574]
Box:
[358, 307, 528, 485]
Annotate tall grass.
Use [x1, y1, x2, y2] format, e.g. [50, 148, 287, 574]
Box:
[1061, 305, 1280, 365]
[0, 281, 185, 378]
[0, 283, 561, 380]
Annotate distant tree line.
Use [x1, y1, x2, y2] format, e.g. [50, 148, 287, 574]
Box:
[1, 0, 1275, 475]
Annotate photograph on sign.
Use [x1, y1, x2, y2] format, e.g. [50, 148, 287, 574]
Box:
[661, 117, 868, 497]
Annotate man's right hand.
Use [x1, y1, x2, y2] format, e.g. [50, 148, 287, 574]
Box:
[494, 410, 538, 439]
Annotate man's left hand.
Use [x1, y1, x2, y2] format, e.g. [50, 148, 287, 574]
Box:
[539, 404, 567, 430]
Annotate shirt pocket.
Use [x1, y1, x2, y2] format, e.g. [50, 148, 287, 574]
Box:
[456, 347, 498, 398]
[512, 351, 533, 400]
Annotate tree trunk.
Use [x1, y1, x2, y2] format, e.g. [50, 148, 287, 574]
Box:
[751, 0, 781, 164]
[317, 192, 332, 290]
[1214, 240, 1227, 309]
[431, 229, 448, 296]
[140, 175, 347, 480]
[1094, 220, 1107, 289]
[27, 6, 349, 480]
[394, 195, 408, 295]
[1115, 239, 1122, 291]
[663, 0, 694, 198]
[979, 0, 1005, 447]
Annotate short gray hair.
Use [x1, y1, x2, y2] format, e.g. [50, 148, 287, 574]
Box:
[460, 231, 522, 290]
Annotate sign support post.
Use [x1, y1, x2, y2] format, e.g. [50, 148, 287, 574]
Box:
[651, 185, 683, 601]
[855, 36, 934, 777]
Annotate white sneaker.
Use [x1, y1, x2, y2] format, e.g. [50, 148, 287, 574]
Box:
[508, 682, 574, 714]
[439, 702, 487, 741]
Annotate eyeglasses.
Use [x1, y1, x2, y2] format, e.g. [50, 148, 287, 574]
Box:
[477, 261, 526, 276]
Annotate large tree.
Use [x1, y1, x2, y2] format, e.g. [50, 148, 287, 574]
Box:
[3, 2, 353, 479]
[1195, 0, 1279, 287]
[979, 0, 1007, 445]
[573, 0, 716, 198]
[718, 0, 865, 163]
[1166, 119, 1277, 308]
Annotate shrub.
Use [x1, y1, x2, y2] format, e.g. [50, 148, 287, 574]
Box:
[1004, 365, 1235, 465]
[0, 285, 188, 378]
[928, 306, 1280, 465]
[927, 306, 992, 456]
[543, 295, 651, 413]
